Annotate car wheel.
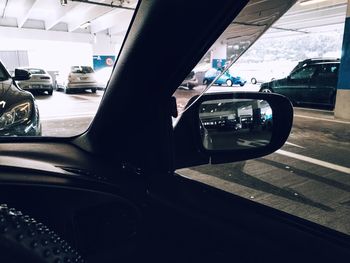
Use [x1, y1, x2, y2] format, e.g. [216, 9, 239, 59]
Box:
[226, 79, 233, 86]
[260, 88, 272, 93]
[91, 88, 97, 93]
[0, 204, 83, 263]
[48, 89, 53, 95]
[65, 87, 71, 94]
[251, 77, 257, 84]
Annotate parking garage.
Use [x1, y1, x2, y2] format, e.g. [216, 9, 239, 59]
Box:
[0, 0, 350, 235]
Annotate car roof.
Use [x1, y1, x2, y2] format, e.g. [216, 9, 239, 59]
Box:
[312, 61, 340, 66]
[301, 58, 340, 63]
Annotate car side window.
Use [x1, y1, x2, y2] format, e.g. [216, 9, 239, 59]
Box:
[290, 66, 317, 80]
[0, 67, 7, 80]
[316, 64, 339, 79]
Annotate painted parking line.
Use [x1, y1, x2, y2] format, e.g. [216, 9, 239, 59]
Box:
[276, 149, 350, 174]
[70, 94, 103, 100]
[294, 114, 350, 125]
[41, 113, 95, 121]
[294, 107, 334, 114]
[285, 142, 305, 149]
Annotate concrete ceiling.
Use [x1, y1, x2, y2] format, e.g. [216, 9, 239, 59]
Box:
[0, 0, 347, 45]
[0, 0, 137, 37]
[266, 0, 347, 38]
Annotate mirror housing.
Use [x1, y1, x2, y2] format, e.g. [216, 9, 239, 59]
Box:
[13, 69, 31, 81]
[174, 92, 293, 169]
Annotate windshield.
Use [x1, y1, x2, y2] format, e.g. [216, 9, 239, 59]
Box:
[0, 0, 138, 137]
[175, 0, 350, 237]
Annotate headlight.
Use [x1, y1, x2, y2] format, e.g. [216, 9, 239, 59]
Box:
[0, 102, 32, 130]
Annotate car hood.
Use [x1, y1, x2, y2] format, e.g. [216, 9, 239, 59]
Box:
[0, 79, 33, 116]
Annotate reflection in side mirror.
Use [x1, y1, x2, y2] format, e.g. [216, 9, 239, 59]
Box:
[199, 99, 273, 151]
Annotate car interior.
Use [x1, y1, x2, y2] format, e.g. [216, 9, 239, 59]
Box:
[0, 0, 349, 262]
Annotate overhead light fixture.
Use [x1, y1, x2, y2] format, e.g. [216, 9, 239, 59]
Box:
[79, 21, 91, 29]
[60, 0, 68, 6]
[299, 0, 327, 6]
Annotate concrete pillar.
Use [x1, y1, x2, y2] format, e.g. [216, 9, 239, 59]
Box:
[210, 41, 227, 69]
[335, 2, 350, 120]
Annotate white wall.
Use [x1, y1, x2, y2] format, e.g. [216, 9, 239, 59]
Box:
[0, 37, 92, 73]
[92, 33, 119, 56]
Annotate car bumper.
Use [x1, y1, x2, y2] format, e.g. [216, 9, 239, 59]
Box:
[233, 79, 246, 85]
[20, 83, 54, 91]
[181, 79, 198, 87]
[67, 82, 100, 89]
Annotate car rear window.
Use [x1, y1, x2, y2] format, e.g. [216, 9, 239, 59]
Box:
[27, 69, 46, 74]
[71, 66, 94, 74]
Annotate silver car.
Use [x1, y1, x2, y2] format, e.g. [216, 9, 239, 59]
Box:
[64, 66, 100, 94]
[16, 68, 54, 95]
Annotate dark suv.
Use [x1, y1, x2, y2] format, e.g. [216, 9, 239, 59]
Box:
[0, 61, 41, 136]
[260, 60, 340, 109]
[290, 58, 340, 74]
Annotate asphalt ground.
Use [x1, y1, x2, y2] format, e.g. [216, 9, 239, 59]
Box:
[35, 84, 350, 235]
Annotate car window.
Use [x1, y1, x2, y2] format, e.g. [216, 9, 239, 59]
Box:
[175, 0, 350, 237]
[71, 66, 94, 74]
[316, 64, 339, 78]
[0, 64, 9, 81]
[0, 1, 138, 137]
[290, 66, 317, 80]
[26, 68, 46, 74]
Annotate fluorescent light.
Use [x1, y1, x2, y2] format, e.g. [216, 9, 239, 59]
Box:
[79, 22, 91, 29]
[299, 0, 327, 6]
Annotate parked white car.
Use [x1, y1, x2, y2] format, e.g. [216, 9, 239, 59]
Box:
[16, 68, 54, 95]
[57, 66, 100, 94]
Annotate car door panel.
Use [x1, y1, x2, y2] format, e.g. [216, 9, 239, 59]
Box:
[309, 64, 338, 106]
[1, 141, 350, 263]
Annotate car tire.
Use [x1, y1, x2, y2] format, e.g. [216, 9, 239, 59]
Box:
[91, 88, 97, 93]
[0, 204, 83, 263]
[251, 77, 257, 84]
[65, 88, 71, 94]
[226, 79, 233, 86]
[260, 87, 273, 93]
[48, 90, 53, 96]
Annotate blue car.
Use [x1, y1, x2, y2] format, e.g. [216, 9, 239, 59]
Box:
[203, 68, 246, 86]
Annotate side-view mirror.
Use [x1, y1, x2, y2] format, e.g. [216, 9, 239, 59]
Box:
[13, 69, 31, 81]
[174, 92, 293, 169]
